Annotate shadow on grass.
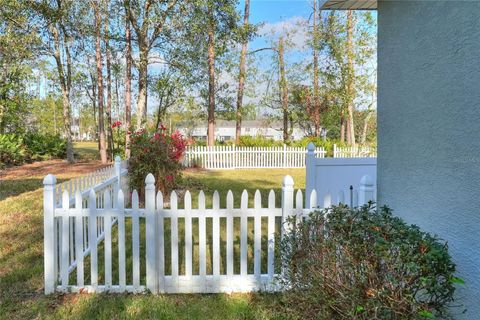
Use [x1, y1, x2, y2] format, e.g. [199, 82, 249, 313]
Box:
[0, 178, 69, 201]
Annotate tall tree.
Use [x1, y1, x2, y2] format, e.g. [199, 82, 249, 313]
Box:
[234, 0, 250, 144]
[172, 0, 239, 146]
[278, 36, 289, 143]
[206, 1, 216, 146]
[311, 0, 321, 137]
[92, 0, 107, 163]
[124, 0, 178, 129]
[124, 10, 132, 158]
[345, 10, 355, 145]
[29, 0, 76, 162]
[0, 0, 38, 134]
[104, 0, 114, 160]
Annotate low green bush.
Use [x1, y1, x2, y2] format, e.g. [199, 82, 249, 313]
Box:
[0, 132, 67, 167]
[23, 132, 66, 160]
[238, 135, 284, 147]
[278, 204, 459, 319]
[0, 134, 26, 167]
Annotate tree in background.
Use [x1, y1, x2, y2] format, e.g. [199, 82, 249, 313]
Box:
[172, 0, 239, 146]
[92, 0, 108, 163]
[124, 0, 178, 130]
[234, 0, 251, 144]
[0, 0, 38, 134]
[29, 0, 80, 163]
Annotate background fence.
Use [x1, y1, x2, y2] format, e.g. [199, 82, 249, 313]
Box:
[184, 145, 376, 169]
[333, 145, 377, 158]
[183, 145, 326, 169]
[44, 173, 375, 294]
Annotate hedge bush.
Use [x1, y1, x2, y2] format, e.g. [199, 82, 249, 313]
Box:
[0, 132, 67, 168]
[0, 134, 26, 167]
[128, 126, 187, 197]
[278, 204, 459, 319]
[23, 132, 66, 160]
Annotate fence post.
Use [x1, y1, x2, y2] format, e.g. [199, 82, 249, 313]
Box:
[114, 156, 122, 205]
[283, 144, 287, 168]
[359, 175, 375, 205]
[333, 144, 337, 158]
[43, 174, 57, 294]
[145, 173, 158, 293]
[305, 142, 315, 208]
[281, 175, 295, 236]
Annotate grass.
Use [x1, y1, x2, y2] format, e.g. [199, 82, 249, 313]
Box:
[0, 143, 305, 320]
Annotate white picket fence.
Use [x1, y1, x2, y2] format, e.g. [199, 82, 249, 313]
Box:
[333, 145, 377, 158]
[43, 156, 129, 293]
[43, 172, 375, 294]
[183, 145, 326, 169]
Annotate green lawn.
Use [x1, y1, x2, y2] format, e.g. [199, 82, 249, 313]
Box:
[0, 145, 305, 320]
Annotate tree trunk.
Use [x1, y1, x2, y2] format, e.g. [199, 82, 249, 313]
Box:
[52, 25, 74, 163]
[207, 5, 216, 147]
[312, 0, 321, 137]
[125, 14, 132, 158]
[278, 36, 289, 143]
[340, 110, 345, 143]
[104, 3, 114, 160]
[235, 0, 250, 145]
[94, 2, 108, 164]
[346, 10, 355, 146]
[361, 110, 372, 144]
[136, 41, 148, 129]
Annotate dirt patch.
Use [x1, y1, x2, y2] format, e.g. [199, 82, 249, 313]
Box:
[0, 159, 110, 181]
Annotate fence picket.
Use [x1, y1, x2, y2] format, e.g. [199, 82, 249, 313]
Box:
[212, 191, 220, 278]
[184, 191, 193, 284]
[61, 191, 69, 288]
[226, 191, 234, 277]
[89, 190, 98, 288]
[132, 190, 140, 289]
[145, 174, 157, 293]
[198, 191, 206, 288]
[254, 190, 261, 278]
[157, 191, 165, 292]
[74, 191, 84, 287]
[240, 190, 248, 276]
[118, 190, 126, 291]
[104, 189, 112, 288]
[170, 191, 179, 286]
[267, 190, 275, 279]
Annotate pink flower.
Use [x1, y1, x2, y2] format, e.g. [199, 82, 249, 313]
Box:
[166, 175, 174, 182]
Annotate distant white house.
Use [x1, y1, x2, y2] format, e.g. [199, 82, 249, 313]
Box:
[176, 120, 309, 141]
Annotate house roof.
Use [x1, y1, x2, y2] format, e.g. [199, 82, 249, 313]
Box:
[320, 0, 377, 10]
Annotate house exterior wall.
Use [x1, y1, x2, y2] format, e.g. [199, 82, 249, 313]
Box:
[378, 1, 480, 316]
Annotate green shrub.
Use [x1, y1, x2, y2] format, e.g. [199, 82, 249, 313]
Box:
[23, 132, 67, 161]
[278, 204, 459, 319]
[238, 135, 284, 147]
[128, 127, 187, 197]
[0, 134, 26, 167]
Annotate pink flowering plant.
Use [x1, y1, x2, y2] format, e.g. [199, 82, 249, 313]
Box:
[128, 125, 187, 196]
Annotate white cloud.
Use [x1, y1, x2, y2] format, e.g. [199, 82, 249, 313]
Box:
[258, 16, 309, 51]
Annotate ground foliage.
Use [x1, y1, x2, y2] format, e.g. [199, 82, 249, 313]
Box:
[278, 204, 459, 319]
